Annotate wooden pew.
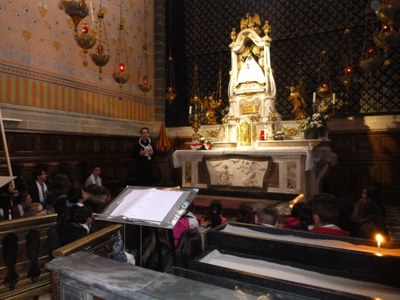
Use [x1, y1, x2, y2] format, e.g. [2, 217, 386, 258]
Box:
[50, 223, 123, 299]
[0, 214, 57, 300]
[51, 223, 122, 257]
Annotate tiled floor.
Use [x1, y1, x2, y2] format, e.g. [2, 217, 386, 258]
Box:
[385, 204, 400, 242]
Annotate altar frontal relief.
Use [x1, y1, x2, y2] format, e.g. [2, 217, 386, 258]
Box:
[205, 157, 270, 188]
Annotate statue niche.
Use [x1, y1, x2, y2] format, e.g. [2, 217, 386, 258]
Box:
[223, 13, 279, 147]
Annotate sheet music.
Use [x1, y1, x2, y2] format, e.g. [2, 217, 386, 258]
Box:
[109, 188, 184, 224]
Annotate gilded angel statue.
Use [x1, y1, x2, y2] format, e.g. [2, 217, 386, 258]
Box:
[288, 79, 307, 120]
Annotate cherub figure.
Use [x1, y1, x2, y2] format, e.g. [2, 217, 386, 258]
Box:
[263, 20, 271, 36]
[230, 27, 237, 42]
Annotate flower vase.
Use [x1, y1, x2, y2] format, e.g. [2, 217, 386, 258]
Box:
[304, 129, 318, 139]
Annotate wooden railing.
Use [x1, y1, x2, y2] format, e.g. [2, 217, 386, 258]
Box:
[0, 214, 57, 300]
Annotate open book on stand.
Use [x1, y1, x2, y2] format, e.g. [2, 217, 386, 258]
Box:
[94, 186, 198, 229]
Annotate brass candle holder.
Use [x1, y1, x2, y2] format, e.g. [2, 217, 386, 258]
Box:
[188, 94, 204, 141]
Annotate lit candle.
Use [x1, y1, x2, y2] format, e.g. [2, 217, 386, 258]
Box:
[375, 234, 383, 255]
[332, 93, 336, 105]
[313, 92, 316, 104]
[189, 106, 192, 115]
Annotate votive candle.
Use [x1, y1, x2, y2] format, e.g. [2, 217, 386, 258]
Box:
[375, 233, 383, 255]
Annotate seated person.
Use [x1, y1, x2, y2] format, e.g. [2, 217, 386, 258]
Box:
[59, 205, 93, 246]
[28, 168, 48, 204]
[254, 205, 279, 227]
[84, 184, 112, 213]
[200, 200, 227, 228]
[284, 201, 313, 230]
[310, 193, 349, 236]
[176, 228, 202, 268]
[172, 205, 199, 247]
[24, 202, 47, 217]
[353, 197, 390, 240]
[232, 203, 255, 224]
[85, 164, 102, 187]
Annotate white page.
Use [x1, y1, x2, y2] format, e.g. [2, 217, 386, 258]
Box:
[109, 188, 184, 224]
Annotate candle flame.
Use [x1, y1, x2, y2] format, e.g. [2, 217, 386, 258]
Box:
[289, 194, 304, 209]
[375, 234, 383, 246]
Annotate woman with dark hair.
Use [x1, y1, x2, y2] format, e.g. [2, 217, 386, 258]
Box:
[176, 228, 202, 268]
[59, 205, 93, 246]
[235, 203, 255, 224]
[354, 196, 390, 240]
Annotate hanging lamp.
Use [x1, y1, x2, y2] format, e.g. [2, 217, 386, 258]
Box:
[138, 0, 152, 93]
[112, 0, 130, 90]
[339, 29, 354, 88]
[165, 0, 177, 104]
[359, 7, 384, 73]
[74, 0, 97, 66]
[58, 0, 89, 32]
[165, 52, 177, 104]
[90, 2, 110, 80]
[373, 0, 400, 52]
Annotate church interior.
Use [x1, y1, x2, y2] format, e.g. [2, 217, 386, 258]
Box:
[1, 0, 400, 299]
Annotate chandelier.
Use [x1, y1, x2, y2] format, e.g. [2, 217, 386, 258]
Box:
[90, 3, 110, 80]
[58, 0, 89, 32]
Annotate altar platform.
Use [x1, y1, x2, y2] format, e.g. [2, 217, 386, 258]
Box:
[172, 139, 336, 201]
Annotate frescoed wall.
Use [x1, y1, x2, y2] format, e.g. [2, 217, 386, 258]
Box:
[0, 0, 155, 132]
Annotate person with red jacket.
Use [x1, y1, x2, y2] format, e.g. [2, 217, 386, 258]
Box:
[310, 193, 349, 237]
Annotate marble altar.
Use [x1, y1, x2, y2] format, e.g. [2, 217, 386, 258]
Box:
[172, 140, 336, 200]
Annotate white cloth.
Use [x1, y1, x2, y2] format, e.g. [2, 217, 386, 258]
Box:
[85, 174, 102, 187]
[201, 250, 400, 300]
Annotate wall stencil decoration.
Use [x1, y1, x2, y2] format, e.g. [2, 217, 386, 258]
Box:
[38, 2, 47, 17]
[0, 0, 155, 122]
[21, 29, 31, 41]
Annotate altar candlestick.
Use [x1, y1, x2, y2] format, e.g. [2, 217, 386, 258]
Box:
[312, 92, 316, 113]
[332, 93, 336, 105]
[189, 106, 192, 115]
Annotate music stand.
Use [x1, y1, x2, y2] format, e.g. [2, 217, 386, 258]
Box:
[94, 186, 198, 269]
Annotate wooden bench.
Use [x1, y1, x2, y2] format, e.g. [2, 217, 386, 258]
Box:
[51, 223, 122, 257]
[0, 214, 57, 300]
[50, 223, 123, 298]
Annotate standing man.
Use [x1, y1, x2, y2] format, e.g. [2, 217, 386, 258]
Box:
[134, 127, 154, 186]
[85, 164, 102, 188]
[29, 168, 48, 205]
